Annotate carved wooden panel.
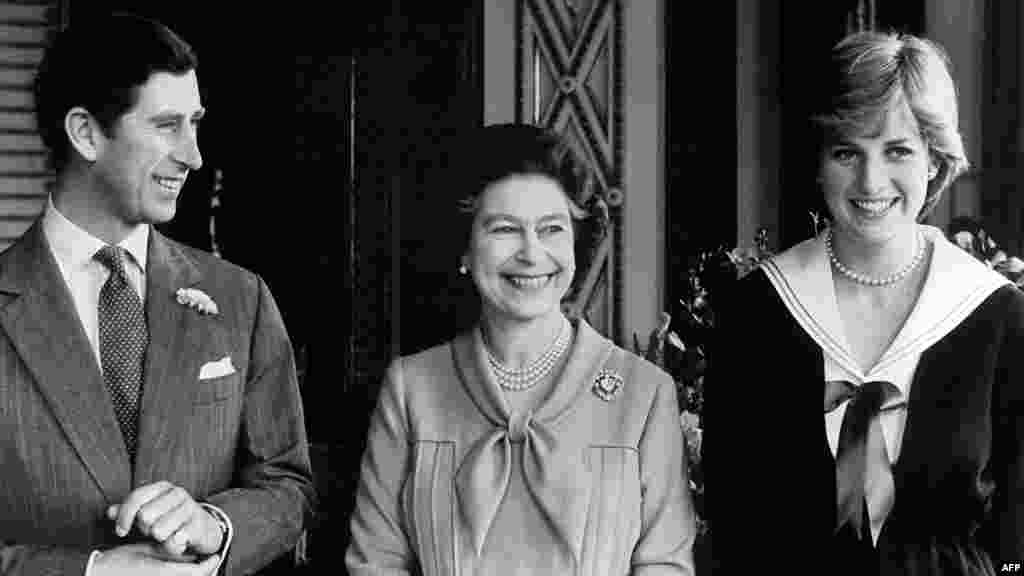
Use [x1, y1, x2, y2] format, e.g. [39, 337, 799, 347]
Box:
[517, 0, 623, 339]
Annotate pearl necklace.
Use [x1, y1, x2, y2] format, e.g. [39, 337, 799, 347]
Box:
[825, 228, 926, 287]
[485, 318, 571, 391]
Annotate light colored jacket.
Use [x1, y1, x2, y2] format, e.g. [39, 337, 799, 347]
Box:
[347, 318, 695, 575]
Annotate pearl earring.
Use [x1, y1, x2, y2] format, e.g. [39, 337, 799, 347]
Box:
[459, 264, 468, 275]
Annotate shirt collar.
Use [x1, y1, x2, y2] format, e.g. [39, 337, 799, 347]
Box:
[42, 195, 150, 273]
[760, 224, 1009, 383]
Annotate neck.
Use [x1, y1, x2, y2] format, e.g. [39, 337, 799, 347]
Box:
[830, 225, 923, 280]
[481, 310, 567, 370]
[53, 172, 143, 246]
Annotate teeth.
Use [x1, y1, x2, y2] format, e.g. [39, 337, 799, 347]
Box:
[508, 274, 552, 289]
[852, 198, 896, 214]
[154, 177, 182, 192]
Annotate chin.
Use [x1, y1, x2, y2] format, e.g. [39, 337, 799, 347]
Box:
[502, 304, 558, 323]
[143, 203, 178, 224]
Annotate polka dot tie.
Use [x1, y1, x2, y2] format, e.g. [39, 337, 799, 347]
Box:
[95, 246, 148, 460]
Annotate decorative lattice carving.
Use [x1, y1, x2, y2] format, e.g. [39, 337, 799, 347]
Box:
[517, 0, 623, 339]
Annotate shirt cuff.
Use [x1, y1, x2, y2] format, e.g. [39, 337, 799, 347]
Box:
[84, 550, 102, 576]
[200, 503, 234, 573]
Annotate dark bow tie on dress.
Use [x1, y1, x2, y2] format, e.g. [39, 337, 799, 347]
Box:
[454, 408, 590, 563]
[824, 379, 902, 540]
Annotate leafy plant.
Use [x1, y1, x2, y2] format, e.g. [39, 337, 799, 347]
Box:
[634, 226, 777, 538]
[947, 216, 1024, 286]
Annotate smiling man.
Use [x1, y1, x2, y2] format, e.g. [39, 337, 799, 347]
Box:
[0, 13, 314, 576]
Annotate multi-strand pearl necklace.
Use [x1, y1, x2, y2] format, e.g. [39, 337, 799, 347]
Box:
[485, 318, 571, 391]
[825, 228, 927, 287]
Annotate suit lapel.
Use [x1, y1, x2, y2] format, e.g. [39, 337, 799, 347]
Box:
[133, 230, 203, 484]
[0, 222, 131, 501]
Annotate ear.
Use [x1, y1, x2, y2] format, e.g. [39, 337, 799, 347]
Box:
[64, 106, 104, 163]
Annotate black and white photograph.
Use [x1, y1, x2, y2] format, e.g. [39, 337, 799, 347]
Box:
[0, 1, 1021, 574]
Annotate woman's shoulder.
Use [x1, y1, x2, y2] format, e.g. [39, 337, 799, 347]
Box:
[605, 343, 676, 401]
[390, 339, 457, 374]
[377, 338, 461, 398]
[615, 345, 671, 381]
[977, 284, 1024, 327]
[374, 338, 465, 426]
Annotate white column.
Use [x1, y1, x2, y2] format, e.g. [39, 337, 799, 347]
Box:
[484, 0, 517, 125]
[925, 0, 984, 224]
[621, 0, 665, 345]
[736, 0, 781, 249]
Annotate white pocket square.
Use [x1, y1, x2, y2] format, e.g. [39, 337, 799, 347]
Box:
[199, 356, 236, 380]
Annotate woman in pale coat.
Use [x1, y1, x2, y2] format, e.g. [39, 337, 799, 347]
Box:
[346, 123, 695, 575]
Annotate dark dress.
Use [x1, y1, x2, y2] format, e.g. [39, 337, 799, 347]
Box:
[704, 227, 1024, 575]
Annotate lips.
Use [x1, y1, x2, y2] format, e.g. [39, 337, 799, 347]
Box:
[850, 197, 900, 216]
[153, 175, 185, 194]
[503, 272, 558, 290]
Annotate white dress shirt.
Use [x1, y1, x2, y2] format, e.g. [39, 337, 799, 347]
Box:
[39, 198, 232, 575]
[41, 196, 148, 371]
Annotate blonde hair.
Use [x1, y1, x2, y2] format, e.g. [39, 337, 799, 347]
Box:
[810, 31, 967, 219]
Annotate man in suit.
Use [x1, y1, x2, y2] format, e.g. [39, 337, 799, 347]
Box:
[0, 13, 315, 575]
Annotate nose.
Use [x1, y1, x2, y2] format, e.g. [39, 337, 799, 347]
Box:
[173, 124, 203, 171]
[859, 154, 887, 195]
[516, 230, 543, 263]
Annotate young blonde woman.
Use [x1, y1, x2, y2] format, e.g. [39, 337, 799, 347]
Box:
[706, 32, 1024, 575]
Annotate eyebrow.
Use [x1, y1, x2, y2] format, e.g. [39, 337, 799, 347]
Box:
[480, 213, 570, 226]
[829, 136, 916, 148]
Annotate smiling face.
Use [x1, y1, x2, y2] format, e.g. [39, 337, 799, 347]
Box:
[92, 70, 204, 228]
[820, 98, 935, 247]
[465, 174, 576, 324]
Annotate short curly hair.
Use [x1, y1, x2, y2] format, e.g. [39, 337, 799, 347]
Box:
[808, 31, 967, 220]
[33, 13, 198, 171]
[453, 123, 609, 284]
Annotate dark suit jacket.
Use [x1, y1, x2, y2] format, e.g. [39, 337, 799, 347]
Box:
[0, 223, 315, 575]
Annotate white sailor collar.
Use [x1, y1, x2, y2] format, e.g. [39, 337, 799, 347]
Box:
[760, 224, 1010, 384]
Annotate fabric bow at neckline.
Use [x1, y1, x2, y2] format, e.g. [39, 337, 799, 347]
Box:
[825, 379, 902, 539]
[454, 410, 589, 561]
[451, 323, 610, 565]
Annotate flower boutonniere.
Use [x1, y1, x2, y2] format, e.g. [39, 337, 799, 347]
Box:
[175, 288, 219, 316]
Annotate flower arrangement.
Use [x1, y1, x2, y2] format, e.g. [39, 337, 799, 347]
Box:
[634, 225, 777, 538]
[947, 216, 1024, 286]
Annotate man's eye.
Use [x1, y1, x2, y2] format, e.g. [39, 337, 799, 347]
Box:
[541, 224, 566, 235]
[491, 225, 518, 234]
[157, 122, 180, 132]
